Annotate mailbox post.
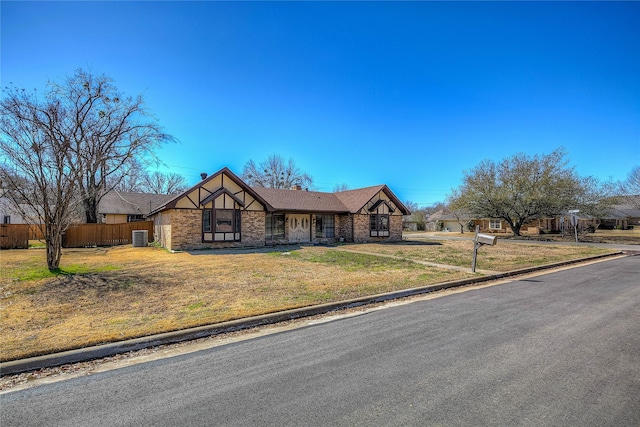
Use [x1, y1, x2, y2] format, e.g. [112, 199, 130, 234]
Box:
[569, 209, 580, 244]
[472, 225, 497, 272]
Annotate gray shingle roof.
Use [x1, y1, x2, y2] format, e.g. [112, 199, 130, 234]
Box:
[98, 191, 176, 215]
[606, 196, 640, 219]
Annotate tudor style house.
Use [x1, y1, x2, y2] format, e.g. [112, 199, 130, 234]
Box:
[147, 167, 410, 251]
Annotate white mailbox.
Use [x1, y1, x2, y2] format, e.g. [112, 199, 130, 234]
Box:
[476, 233, 497, 246]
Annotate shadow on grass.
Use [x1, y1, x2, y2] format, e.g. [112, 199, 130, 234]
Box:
[185, 241, 444, 256]
[396, 240, 443, 246]
[38, 270, 146, 301]
[186, 244, 308, 256]
[48, 268, 77, 276]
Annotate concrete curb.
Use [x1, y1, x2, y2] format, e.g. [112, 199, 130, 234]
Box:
[0, 251, 628, 376]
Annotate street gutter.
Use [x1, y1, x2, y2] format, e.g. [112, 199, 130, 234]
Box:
[0, 251, 630, 376]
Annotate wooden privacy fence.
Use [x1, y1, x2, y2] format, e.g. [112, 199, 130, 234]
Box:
[29, 226, 45, 240]
[0, 221, 153, 249]
[62, 221, 154, 248]
[0, 224, 30, 249]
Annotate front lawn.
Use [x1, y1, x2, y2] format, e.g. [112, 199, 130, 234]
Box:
[0, 241, 616, 361]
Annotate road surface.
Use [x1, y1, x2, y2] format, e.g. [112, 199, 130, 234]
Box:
[2, 256, 639, 426]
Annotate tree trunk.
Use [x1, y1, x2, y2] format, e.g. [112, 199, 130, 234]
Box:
[45, 236, 63, 271]
[84, 196, 99, 223]
[43, 216, 65, 270]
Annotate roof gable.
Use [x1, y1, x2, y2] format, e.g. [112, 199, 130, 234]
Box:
[335, 185, 410, 215]
[201, 187, 246, 207]
[149, 167, 271, 215]
[368, 199, 395, 213]
[334, 185, 385, 213]
[148, 166, 410, 216]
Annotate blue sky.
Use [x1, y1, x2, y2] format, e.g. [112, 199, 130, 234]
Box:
[2, 1, 639, 207]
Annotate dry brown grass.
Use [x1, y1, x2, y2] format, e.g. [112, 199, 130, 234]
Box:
[429, 228, 640, 245]
[0, 240, 616, 361]
[350, 240, 616, 271]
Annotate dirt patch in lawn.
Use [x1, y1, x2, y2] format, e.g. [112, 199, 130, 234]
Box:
[0, 241, 616, 361]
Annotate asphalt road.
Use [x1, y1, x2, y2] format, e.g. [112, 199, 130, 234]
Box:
[2, 256, 639, 426]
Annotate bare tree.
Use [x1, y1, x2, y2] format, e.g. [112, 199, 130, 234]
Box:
[47, 69, 175, 222]
[624, 166, 640, 195]
[111, 160, 188, 194]
[443, 198, 469, 234]
[141, 171, 189, 194]
[242, 154, 312, 189]
[333, 183, 350, 192]
[403, 201, 428, 231]
[1, 87, 80, 270]
[619, 166, 640, 209]
[110, 158, 147, 192]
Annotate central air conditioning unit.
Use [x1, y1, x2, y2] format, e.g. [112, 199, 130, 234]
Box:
[132, 230, 148, 247]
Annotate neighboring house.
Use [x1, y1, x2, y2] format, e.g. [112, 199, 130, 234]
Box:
[427, 208, 602, 235]
[147, 167, 410, 251]
[427, 209, 539, 234]
[521, 215, 596, 234]
[402, 210, 428, 231]
[512, 198, 640, 233]
[402, 215, 419, 232]
[98, 191, 176, 224]
[427, 210, 480, 233]
[1, 196, 23, 224]
[597, 196, 640, 229]
[0, 196, 40, 225]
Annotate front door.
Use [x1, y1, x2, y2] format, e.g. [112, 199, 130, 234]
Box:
[288, 214, 310, 243]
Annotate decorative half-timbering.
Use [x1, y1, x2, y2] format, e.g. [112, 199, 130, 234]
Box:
[147, 167, 410, 251]
[148, 168, 270, 250]
[365, 195, 397, 237]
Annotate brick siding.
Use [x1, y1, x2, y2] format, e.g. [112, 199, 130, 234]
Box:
[353, 213, 403, 243]
[336, 214, 353, 242]
[153, 210, 403, 251]
[155, 209, 266, 251]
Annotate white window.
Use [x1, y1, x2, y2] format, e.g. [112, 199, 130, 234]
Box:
[489, 219, 501, 230]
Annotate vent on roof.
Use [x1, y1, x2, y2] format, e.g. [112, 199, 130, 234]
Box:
[132, 230, 148, 247]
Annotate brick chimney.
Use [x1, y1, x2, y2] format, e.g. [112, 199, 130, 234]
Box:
[291, 184, 302, 190]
